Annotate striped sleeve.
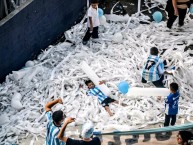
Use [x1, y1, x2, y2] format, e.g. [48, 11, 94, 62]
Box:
[46, 111, 52, 122]
[86, 90, 94, 96]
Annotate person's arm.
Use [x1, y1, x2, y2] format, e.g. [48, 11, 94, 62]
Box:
[57, 117, 75, 142]
[158, 65, 165, 75]
[87, 7, 93, 33]
[89, 17, 93, 32]
[158, 65, 173, 75]
[99, 80, 106, 85]
[45, 98, 63, 112]
[165, 94, 173, 104]
[172, 0, 178, 15]
[164, 71, 173, 75]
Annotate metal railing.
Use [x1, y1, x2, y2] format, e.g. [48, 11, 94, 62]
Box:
[93, 123, 193, 135]
[0, 0, 30, 21]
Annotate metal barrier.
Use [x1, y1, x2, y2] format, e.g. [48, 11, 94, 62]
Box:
[94, 123, 193, 135]
[0, 0, 31, 20]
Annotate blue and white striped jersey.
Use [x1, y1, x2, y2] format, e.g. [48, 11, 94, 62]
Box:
[87, 87, 107, 103]
[45, 111, 65, 145]
[142, 55, 164, 81]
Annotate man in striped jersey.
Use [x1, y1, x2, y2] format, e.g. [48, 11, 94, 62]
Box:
[85, 80, 118, 116]
[45, 98, 66, 145]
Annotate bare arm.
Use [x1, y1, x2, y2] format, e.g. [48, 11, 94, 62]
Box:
[99, 80, 106, 85]
[57, 117, 75, 142]
[158, 65, 173, 75]
[45, 98, 63, 112]
[164, 71, 173, 75]
[172, 0, 178, 15]
[89, 17, 93, 32]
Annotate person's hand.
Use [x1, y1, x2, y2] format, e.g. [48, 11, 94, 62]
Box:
[157, 96, 162, 101]
[174, 9, 178, 16]
[90, 26, 93, 33]
[57, 98, 63, 104]
[66, 117, 75, 124]
[166, 71, 173, 76]
[79, 84, 83, 88]
[99, 80, 105, 85]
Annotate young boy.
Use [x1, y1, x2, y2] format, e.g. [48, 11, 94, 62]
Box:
[85, 80, 118, 116]
[142, 47, 173, 88]
[82, 0, 100, 45]
[164, 82, 180, 126]
[45, 98, 66, 145]
[58, 120, 101, 145]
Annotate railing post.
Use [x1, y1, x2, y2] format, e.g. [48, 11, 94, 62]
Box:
[138, 0, 141, 13]
[3, 0, 8, 16]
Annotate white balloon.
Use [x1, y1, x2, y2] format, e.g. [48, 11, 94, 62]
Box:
[25, 61, 34, 67]
[11, 101, 23, 110]
[12, 93, 22, 100]
[99, 15, 106, 25]
[126, 87, 170, 97]
[112, 32, 123, 43]
[11, 93, 23, 110]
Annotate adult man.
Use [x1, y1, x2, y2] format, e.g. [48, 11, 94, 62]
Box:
[166, 0, 190, 29]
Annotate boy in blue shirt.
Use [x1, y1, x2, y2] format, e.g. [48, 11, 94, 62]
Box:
[85, 80, 118, 116]
[164, 82, 180, 126]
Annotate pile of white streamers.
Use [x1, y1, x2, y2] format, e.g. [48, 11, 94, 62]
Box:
[1, 12, 193, 145]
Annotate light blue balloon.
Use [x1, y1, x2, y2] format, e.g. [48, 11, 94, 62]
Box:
[190, 6, 193, 14]
[153, 11, 162, 23]
[118, 81, 129, 94]
[98, 8, 104, 17]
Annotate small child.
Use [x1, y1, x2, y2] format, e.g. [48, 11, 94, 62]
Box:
[142, 47, 173, 88]
[82, 0, 100, 45]
[164, 82, 180, 126]
[85, 80, 118, 116]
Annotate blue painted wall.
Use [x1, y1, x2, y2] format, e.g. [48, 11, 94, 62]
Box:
[0, 0, 86, 82]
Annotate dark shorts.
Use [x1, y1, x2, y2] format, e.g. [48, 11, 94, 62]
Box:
[101, 97, 116, 107]
[141, 75, 165, 88]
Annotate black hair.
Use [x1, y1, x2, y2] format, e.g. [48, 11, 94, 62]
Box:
[150, 47, 159, 55]
[85, 80, 92, 86]
[90, 0, 98, 4]
[179, 131, 193, 145]
[170, 82, 179, 92]
[52, 110, 65, 124]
